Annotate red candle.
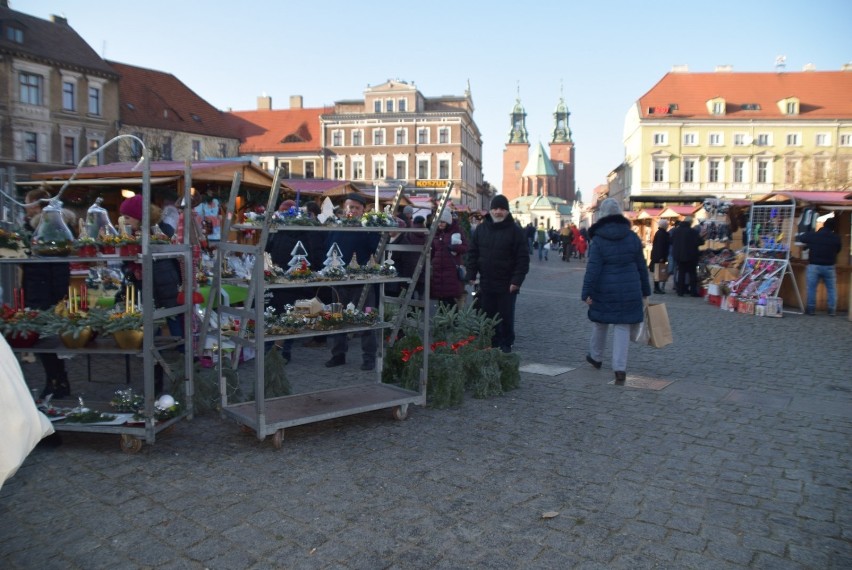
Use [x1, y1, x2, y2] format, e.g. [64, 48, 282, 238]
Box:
[13, 288, 18, 311]
[19, 288, 24, 311]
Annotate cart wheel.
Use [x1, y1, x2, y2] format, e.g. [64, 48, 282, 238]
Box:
[392, 405, 408, 421]
[120, 434, 143, 454]
[272, 429, 285, 449]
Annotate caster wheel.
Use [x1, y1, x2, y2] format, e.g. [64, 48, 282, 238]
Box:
[120, 434, 142, 454]
[392, 405, 408, 421]
[272, 429, 285, 449]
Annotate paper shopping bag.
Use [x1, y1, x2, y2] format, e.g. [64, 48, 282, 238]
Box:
[653, 264, 669, 282]
[646, 302, 672, 348]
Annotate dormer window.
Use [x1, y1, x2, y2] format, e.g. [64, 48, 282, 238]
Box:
[778, 97, 800, 115]
[742, 103, 761, 111]
[6, 25, 23, 43]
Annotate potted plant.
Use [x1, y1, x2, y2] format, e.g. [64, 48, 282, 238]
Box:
[0, 303, 43, 348]
[98, 308, 144, 349]
[41, 303, 97, 348]
[0, 228, 26, 259]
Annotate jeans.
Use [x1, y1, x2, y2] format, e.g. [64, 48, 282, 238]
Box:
[589, 322, 630, 372]
[538, 243, 547, 260]
[806, 264, 836, 313]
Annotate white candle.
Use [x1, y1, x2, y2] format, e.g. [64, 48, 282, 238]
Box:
[374, 184, 379, 212]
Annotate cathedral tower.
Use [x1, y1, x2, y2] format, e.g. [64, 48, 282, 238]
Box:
[501, 94, 530, 202]
[548, 94, 576, 202]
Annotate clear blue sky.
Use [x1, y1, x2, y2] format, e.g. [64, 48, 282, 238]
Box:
[20, 0, 852, 199]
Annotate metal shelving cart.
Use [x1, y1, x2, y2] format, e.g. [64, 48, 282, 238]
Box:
[207, 167, 451, 448]
[1, 153, 195, 452]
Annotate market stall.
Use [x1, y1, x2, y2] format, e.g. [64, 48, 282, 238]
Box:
[753, 191, 852, 319]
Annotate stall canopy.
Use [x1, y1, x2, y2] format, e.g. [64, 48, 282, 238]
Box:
[28, 160, 277, 190]
[754, 191, 852, 210]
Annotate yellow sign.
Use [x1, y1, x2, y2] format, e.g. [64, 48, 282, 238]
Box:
[414, 180, 450, 189]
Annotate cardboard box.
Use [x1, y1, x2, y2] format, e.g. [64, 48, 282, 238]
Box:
[711, 267, 739, 284]
[764, 297, 783, 318]
[708, 294, 722, 306]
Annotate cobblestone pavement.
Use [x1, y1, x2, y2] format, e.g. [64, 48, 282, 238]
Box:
[2, 256, 851, 569]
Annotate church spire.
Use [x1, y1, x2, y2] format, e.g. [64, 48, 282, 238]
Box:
[508, 82, 528, 144]
[552, 81, 572, 143]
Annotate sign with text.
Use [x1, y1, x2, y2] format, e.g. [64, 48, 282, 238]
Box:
[414, 179, 450, 189]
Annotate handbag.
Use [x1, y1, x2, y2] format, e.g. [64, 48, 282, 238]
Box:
[645, 302, 673, 348]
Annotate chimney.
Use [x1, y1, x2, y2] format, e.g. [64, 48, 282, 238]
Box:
[257, 94, 272, 110]
[51, 14, 68, 26]
[289, 95, 303, 109]
[843, 63, 852, 72]
[715, 65, 733, 72]
[671, 64, 689, 73]
[802, 63, 816, 71]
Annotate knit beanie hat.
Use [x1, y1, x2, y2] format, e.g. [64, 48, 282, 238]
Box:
[439, 208, 452, 224]
[120, 194, 145, 221]
[490, 194, 510, 211]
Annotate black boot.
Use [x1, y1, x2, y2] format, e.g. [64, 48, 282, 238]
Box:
[54, 371, 71, 399]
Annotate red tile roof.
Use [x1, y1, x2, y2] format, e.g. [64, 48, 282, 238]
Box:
[226, 107, 332, 153]
[639, 71, 852, 120]
[107, 61, 240, 138]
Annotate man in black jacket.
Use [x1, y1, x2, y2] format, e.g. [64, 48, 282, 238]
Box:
[670, 216, 705, 297]
[798, 217, 842, 316]
[465, 195, 530, 353]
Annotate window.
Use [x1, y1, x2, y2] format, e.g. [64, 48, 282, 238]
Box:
[332, 130, 342, 146]
[62, 81, 76, 111]
[653, 158, 665, 182]
[733, 134, 746, 146]
[373, 129, 384, 146]
[162, 137, 173, 160]
[386, 99, 393, 112]
[840, 134, 852, 146]
[653, 133, 667, 146]
[352, 159, 364, 180]
[682, 159, 695, 183]
[757, 133, 770, 146]
[398, 98, 407, 112]
[757, 160, 770, 183]
[708, 159, 721, 183]
[814, 159, 828, 181]
[373, 158, 385, 180]
[438, 128, 450, 144]
[417, 128, 428, 144]
[87, 138, 103, 166]
[709, 133, 722, 146]
[279, 161, 291, 177]
[514, 161, 521, 171]
[19, 72, 42, 105]
[815, 133, 830, 146]
[395, 128, 406, 145]
[218, 143, 227, 158]
[784, 159, 800, 184]
[395, 159, 406, 180]
[333, 161, 344, 180]
[712, 102, 724, 115]
[438, 159, 450, 179]
[786, 101, 797, 115]
[683, 133, 696, 146]
[191, 140, 201, 160]
[786, 133, 800, 146]
[374, 100, 381, 113]
[418, 159, 429, 179]
[24, 132, 38, 162]
[6, 25, 23, 43]
[131, 132, 143, 160]
[733, 160, 746, 183]
[62, 136, 76, 165]
[352, 130, 363, 146]
[88, 85, 101, 115]
[305, 162, 315, 179]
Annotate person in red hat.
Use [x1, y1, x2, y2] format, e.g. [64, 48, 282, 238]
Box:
[118, 194, 183, 393]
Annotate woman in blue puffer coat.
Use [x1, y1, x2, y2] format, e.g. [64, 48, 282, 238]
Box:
[581, 198, 651, 384]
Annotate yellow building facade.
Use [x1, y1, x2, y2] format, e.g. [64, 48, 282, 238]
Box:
[621, 67, 852, 206]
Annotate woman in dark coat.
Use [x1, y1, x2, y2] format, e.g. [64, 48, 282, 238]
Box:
[581, 198, 651, 384]
[22, 188, 74, 399]
[430, 208, 468, 308]
[649, 218, 671, 294]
